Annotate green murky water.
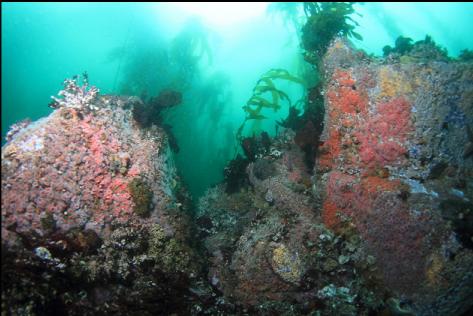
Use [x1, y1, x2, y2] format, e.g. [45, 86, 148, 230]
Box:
[2, 2, 473, 198]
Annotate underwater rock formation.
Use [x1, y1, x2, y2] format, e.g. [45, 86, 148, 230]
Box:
[198, 130, 384, 314]
[1, 94, 203, 315]
[197, 38, 473, 315]
[2, 38, 473, 315]
[317, 38, 473, 315]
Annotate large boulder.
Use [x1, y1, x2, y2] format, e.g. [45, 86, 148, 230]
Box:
[1, 94, 203, 315]
[316, 38, 473, 315]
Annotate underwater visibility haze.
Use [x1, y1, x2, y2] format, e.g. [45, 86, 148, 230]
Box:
[2, 2, 473, 315]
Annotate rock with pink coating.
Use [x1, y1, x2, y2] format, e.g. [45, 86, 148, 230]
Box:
[2, 95, 180, 240]
[316, 38, 473, 316]
[1, 94, 204, 315]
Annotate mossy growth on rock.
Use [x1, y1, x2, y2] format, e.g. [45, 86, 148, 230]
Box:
[40, 212, 56, 232]
[269, 243, 302, 285]
[147, 224, 195, 274]
[128, 178, 153, 217]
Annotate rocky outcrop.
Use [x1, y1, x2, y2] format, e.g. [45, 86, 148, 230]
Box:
[197, 39, 473, 315]
[3, 38, 473, 315]
[316, 38, 473, 315]
[197, 130, 384, 315]
[1, 95, 203, 315]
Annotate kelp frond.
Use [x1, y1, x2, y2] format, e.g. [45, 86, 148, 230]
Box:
[235, 68, 305, 147]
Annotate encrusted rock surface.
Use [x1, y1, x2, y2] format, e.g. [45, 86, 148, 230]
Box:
[2, 96, 184, 238]
[1, 95, 203, 315]
[316, 38, 473, 315]
[3, 38, 473, 315]
[197, 131, 384, 315]
[197, 39, 473, 315]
